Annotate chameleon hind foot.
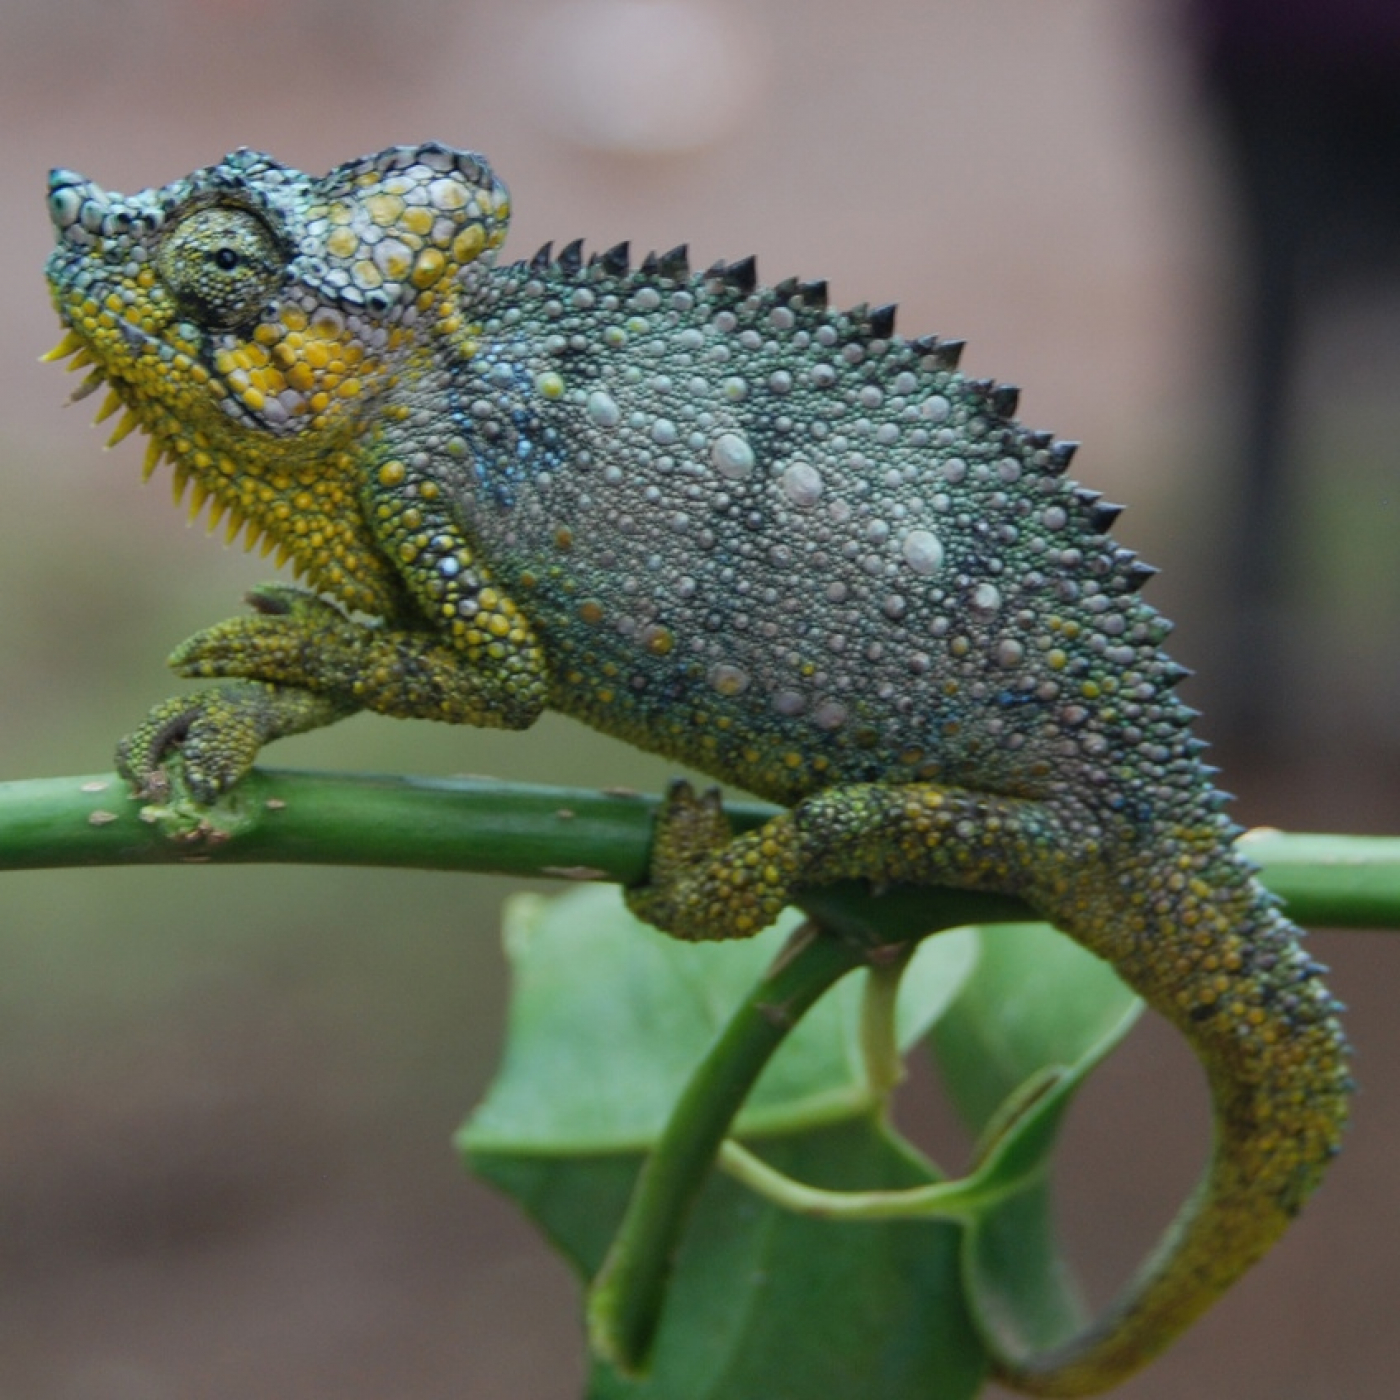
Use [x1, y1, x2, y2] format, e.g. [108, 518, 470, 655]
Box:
[627, 780, 1055, 945]
[624, 780, 784, 940]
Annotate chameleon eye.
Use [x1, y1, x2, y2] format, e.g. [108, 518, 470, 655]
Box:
[157, 205, 283, 331]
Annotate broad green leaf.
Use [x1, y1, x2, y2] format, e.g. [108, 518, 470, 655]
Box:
[585, 1123, 986, 1400]
[461, 886, 987, 1400]
[473, 1122, 987, 1400]
[464, 885, 978, 1151]
[929, 923, 1142, 1360]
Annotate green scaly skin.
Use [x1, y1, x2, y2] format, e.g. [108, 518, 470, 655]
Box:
[45, 143, 1350, 1395]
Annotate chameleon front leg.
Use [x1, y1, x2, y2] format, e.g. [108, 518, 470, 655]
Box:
[117, 679, 356, 803]
[627, 781, 1350, 1396]
[119, 581, 549, 801]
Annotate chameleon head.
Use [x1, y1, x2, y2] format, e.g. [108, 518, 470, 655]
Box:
[44, 142, 510, 603]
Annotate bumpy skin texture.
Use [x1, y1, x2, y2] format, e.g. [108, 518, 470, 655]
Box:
[46, 144, 1350, 1395]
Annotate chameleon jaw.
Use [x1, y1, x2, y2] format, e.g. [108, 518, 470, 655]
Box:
[42, 327, 291, 565]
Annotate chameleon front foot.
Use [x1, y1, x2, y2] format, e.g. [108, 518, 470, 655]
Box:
[170, 584, 367, 687]
[116, 681, 351, 802]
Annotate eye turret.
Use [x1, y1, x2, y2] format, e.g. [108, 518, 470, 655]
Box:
[157, 205, 284, 331]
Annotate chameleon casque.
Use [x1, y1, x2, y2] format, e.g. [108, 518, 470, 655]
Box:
[44, 142, 1350, 1395]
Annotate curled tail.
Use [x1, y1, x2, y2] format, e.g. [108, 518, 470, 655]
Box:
[629, 782, 1351, 1395]
[998, 836, 1351, 1395]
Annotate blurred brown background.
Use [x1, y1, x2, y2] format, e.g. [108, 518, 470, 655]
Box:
[2, 1, 1398, 1396]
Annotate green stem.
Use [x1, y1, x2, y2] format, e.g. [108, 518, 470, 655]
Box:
[716, 1139, 1009, 1221]
[0, 768, 690, 882]
[859, 949, 911, 1103]
[1235, 828, 1400, 927]
[586, 923, 868, 1374]
[4, 770, 1399, 927]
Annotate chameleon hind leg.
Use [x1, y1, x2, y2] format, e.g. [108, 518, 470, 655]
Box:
[626, 777, 1070, 942]
[626, 779, 1350, 1396]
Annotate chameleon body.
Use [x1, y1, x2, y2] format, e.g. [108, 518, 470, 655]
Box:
[45, 144, 1349, 1395]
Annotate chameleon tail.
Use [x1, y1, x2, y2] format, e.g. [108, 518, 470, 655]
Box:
[997, 848, 1351, 1396]
[629, 783, 1350, 1394]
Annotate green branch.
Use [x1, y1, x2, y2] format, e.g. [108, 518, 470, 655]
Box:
[1, 769, 1398, 930]
[0, 768, 664, 881]
[585, 923, 868, 1373]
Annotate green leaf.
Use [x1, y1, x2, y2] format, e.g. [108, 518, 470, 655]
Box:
[464, 885, 978, 1151]
[929, 923, 1142, 1360]
[586, 1122, 986, 1400]
[473, 1123, 987, 1400]
[461, 886, 987, 1400]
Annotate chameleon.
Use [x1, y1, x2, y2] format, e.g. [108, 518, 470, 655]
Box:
[43, 142, 1349, 1395]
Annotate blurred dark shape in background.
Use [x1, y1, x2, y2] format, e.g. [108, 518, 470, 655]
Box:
[1185, 0, 1400, 749]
